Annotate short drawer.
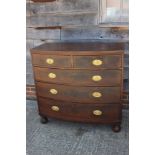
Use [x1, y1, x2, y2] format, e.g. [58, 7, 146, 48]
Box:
[74, 55, 122, 69]
[36, 82, 121, 103]
[38, 97, 121, 123]
[31, 54, 71, 68]
[34, 67, 122, 86]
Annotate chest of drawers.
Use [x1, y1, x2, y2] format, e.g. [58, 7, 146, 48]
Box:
[31, 42, 124, 132]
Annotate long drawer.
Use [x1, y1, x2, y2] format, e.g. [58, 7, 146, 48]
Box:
[34, 67, 122, 86]
[36, 82, 121, 103]
[38, 97, 122, 123]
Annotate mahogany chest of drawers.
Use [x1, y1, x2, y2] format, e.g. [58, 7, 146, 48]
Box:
[31, 42, 124, 132]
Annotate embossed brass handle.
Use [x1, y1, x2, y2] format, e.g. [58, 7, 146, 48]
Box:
[93, 110, 102, 116]
[92, 92, 102, 98]
[92, 59, 103, 66]
[46, 58, 54, 64]
[51, 106, 59, 112]
[50, 89, 58, 95]
[92, 75, 102, 81]
[48, 73, 56, 79]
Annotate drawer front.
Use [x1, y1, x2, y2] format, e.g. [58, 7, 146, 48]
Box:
[36, 82, 121, 103]
[74, 55, 122, 69]
[38, 97, 121, 123]
[34, 67, 122, 86]
[32, 54, 71, 68]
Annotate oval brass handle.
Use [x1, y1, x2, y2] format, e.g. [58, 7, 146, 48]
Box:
[92, 75, 102, 81]
[51, 106, 59, 112]
[50, 89, 58, 95]
[46, 58, 54, 64]
[93, 110, 102, 116]
[92, 92, 102, 98]
[92, 59, 103, 66]
[48, 73, 56, 79]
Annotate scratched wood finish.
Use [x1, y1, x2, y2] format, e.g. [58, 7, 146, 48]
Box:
[31, 0, 56, 2]
[27, 28, 60, 40]
[27, 13, 98, 27]
[28, 0, 98, 15]
[38, 97, 122, 123]
[34, 67, 122, 86]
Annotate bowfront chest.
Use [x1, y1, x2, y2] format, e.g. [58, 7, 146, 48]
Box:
[31, 42, 124, 132]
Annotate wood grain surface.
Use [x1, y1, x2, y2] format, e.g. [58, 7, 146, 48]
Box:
[36, 82, 121, 104]
[34, 67, 122, 86]
[38, 97, 122, 123]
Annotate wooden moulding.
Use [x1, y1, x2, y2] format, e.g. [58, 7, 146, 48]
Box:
[111, 27, 129, 33]
[35, 26, 61, 30]
[31, 0, 56, 2]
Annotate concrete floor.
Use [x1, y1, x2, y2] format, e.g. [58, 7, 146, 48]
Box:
[26, 100, 129, 155]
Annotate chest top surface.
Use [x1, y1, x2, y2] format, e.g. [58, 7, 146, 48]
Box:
[31, 42, 124, 55]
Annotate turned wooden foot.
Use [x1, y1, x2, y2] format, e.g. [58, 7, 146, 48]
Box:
[40, 116, 48, 124]
[112, 124, 121, 132]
